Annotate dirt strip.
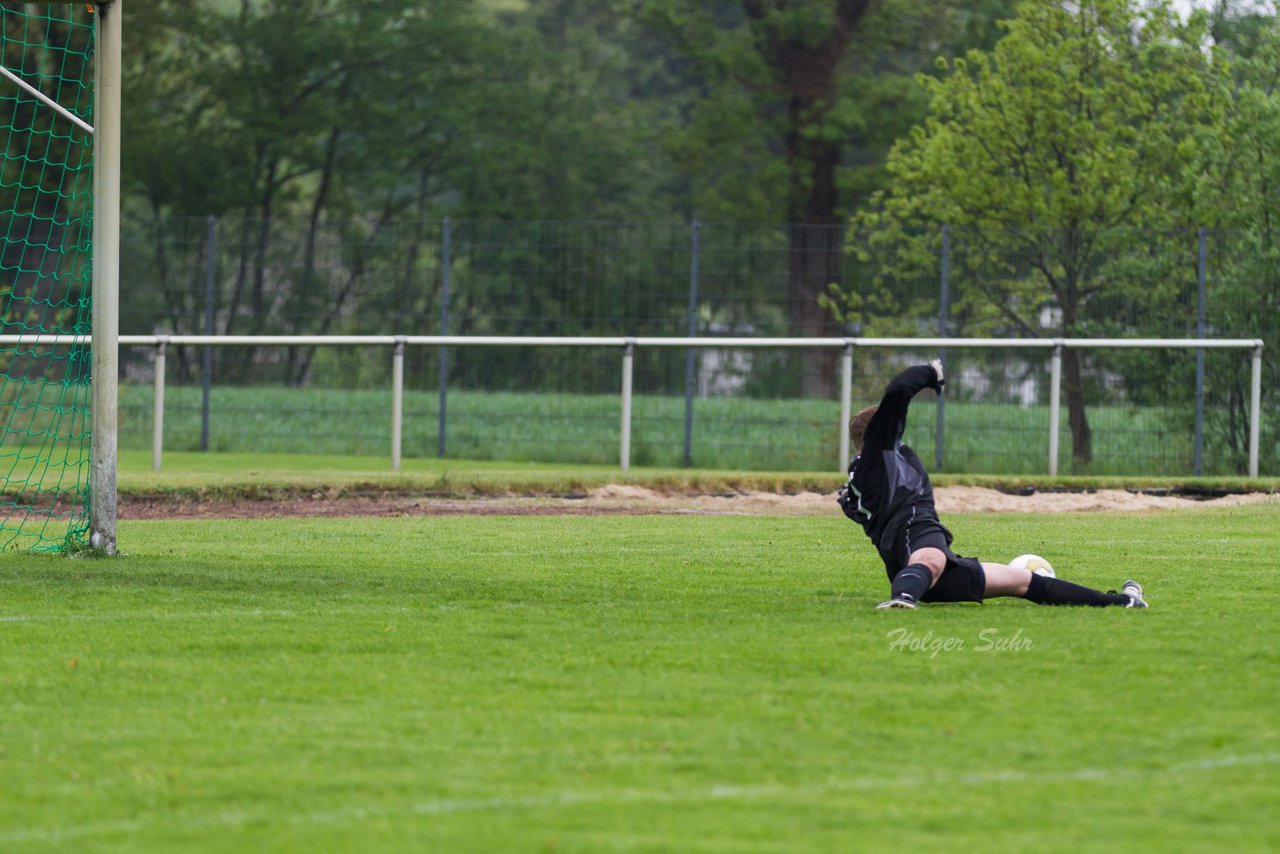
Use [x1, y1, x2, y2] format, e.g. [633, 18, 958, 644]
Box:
[120, 485, 1280, 520]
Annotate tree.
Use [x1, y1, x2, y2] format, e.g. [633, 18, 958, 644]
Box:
[121, 1, 682, 345]
[838, 0, 1227, 468]
[632, 0, 885, 395]
[631, 0, 1019, 395]
[1193, 1, 1280, 472]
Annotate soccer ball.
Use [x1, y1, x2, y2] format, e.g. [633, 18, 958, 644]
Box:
[1009, 554, 1055, 578]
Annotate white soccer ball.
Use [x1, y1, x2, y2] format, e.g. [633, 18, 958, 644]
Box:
[1010, 554, 1055, 578]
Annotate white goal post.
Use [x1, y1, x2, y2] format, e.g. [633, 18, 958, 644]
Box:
[91, 0, 122, 554]
[0, 1, 120, 553]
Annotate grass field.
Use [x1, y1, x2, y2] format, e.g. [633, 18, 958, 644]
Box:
[2, 503, 1277, 851]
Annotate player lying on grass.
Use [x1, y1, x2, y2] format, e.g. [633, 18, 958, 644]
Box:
[838, 360, 1148, 611]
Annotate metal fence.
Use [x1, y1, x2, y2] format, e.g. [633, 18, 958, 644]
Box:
[111, 217, 1280, 476]
[120, 218, 1280, 341]
[97, 334, 1267, 478]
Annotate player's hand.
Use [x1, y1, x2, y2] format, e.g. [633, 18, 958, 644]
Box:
[929, 358, 945, 389]
[836, 485, 859, 521]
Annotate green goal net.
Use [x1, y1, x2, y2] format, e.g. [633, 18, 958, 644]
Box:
[0, 3, 95, 552]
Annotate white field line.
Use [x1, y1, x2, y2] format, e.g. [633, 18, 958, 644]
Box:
[2, 751, 1276, 845]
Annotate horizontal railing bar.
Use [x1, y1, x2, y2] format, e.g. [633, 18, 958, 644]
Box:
[78, 332, 1258, 479]
[400, 336, 630, 347]
[0, 335, 1263, 349]
[1056, 338, 1263, 349]
[137, 335, 402, 346]
[632, 337, 848, 348]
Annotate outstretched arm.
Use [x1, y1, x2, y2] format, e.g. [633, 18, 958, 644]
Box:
[860, 361, 945, 454]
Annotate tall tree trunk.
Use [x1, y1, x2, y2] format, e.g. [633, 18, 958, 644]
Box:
[1063, 348, 1092, 469]
[223, 215, 256, 382]
[744, 0, 871, 398]
[779, 56, 845, 398]
[786, 222, 841, 397]
[251, 159, 278, 335]
[292, 125, 342, 386]
[1059, 272, 1093, 469]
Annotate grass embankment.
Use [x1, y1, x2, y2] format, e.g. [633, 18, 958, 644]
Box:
[118, 450, 1280, 504]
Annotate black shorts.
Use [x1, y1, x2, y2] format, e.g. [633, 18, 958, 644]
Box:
[878, 504, 986, 603]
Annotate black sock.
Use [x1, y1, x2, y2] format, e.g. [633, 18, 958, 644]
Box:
[1025, 573, 1128, 607]
[891, 564, 933, 602]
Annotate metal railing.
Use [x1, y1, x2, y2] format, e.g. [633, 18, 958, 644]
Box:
[0, 334, 1264, 476]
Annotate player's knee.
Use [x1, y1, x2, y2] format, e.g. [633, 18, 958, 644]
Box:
[909, 547, 946, 579]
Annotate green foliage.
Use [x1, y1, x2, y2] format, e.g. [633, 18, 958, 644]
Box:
[845, 0, 1227, 332]
[629, 0, 1020, 222]
[125, 0, 676, 224]
[1178, 6, 1280, 468]
[835, 0, 1246, 468]
[121, 1, 693, 381]
[628, 0, 1023, 390]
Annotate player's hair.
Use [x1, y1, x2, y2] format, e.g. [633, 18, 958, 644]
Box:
[849, 405, 878, 451]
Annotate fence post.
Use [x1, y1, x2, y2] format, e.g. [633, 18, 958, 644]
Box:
[1250, 342, 1262, 478]
[620, 339, 635, 471]
[839, 342, 853, 471]
[392, 337, 405, 471]
[1195, 227, 1206, 475]
[201, 214, 216, 452]
[936, 223, 950, 471]
[152, 337, 167, 471]
[1048, 342, 1063, 477]
[683, 220, 700, 468]
[438, 217, 452, 458]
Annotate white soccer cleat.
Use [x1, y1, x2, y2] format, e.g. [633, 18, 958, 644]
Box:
[876, 594, 918, 611]
[1120, 580, 1148, 609]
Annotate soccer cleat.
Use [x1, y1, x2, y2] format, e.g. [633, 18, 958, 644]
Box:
[1120, 580, 1148, 609]
[876, 594, 918, 611]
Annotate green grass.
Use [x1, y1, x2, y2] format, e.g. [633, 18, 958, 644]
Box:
[1, 506, 1278, 851]
[117, 383, 1272, 476]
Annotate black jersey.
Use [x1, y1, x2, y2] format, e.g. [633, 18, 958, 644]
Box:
[838, 364, 944, 549]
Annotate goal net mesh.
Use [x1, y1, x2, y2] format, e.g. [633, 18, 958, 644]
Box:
[0, 3, 94, 551]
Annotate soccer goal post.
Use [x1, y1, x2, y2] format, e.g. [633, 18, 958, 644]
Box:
[0, 1, 119, 553]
